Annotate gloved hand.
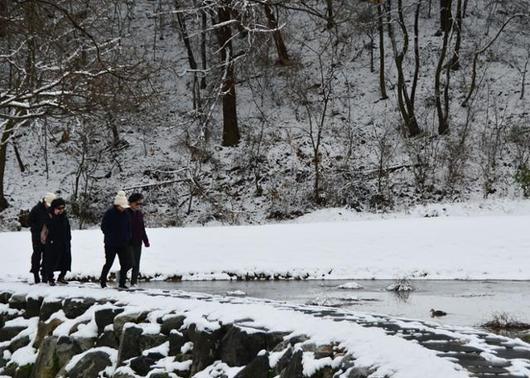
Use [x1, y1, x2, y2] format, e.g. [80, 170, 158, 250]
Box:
[145, 241, 150, 248]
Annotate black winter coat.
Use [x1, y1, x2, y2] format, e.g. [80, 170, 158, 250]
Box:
[101, 206, 131, 247]
[28, 202, 48, 241]
[43, 212, 72, 272]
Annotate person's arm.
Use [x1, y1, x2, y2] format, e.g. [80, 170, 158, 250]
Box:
[66, 218, 72, 252]
[40, 224, 48, 245]
[101, 210, 109, 235]
[141, 212, 150, 247]
[28, 206, 37, 229]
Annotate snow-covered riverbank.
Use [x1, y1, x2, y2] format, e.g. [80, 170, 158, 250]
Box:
[1, 212, 529, 282]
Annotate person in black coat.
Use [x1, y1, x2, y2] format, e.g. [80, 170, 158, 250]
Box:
[41, 198, 72, 286]
[99, 191, 132, 289]
[28, 192, 56, 283]
[128, 193, 150, 286]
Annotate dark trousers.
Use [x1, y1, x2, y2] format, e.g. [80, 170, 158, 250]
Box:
[130, 242, 142, 285]
[30, 239, 45, 275]
[100, 245, 131, 286]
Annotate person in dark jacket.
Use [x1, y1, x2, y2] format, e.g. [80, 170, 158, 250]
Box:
[128, 193, 150, 286]
[99, 191, 132, 289]
[28, 192, 56, 283]
[41, 198, 71, 286]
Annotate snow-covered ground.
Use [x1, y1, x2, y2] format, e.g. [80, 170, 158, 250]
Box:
[1, 207, 530, 282]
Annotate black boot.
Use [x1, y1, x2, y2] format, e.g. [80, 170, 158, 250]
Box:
[33, 273, 40, 284]
[49, 279, 56, 287]
[58, 273, 68, 284]
[100, 279, 107, 288]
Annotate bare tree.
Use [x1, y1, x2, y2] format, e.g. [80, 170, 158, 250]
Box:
[0, 0, 152, 210]
[385, 0, 422, 137]
[462, 14, 527, 107]
[263, 1, 291, 65]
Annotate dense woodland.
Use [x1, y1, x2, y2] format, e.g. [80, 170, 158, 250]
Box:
[0, 0, 529, 229]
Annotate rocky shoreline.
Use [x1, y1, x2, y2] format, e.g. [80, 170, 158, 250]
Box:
[0, 290, 367, 378]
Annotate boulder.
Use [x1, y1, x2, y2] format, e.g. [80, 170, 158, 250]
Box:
[8, 294, 27, 311]
[0, 291, 13, 304]
[148, 372, 173, 378]
[233, 353, 270, 378]
[219, 325, 283, 366]
[139, 333, 167, 352]
[63, 350, 114, 378]
[168, 330, 187, 356]
[129, 355, 161, 376]
[344, 367, 371, 378]
[95, 307, 124, 334]
[188, 326, 225, 375]
[160, 315, 185, 336]
[25, 296, 43, 318]
[280, 350, 304, 378]
[0, 326, 26, 342]
[273, 346, 293, 374]
[4, 360, 33, 378]
[117, 325, 143, 363]
[314, 344, 334, 359]
[32, 336, 59, 378]
[33, 318, 64, 348]
[113, 311, 148, 337]
[62, 298, 96, 319]
[74, 337, 96, 352]
[313, 367, 335, 378]
[8, 335, 31, 353]
[97, 330, 119, 349]
[39, 300, 63, 321]
[55, 336, 82, 370]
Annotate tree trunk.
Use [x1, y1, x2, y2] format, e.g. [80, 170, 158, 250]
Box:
[325, 0, 334, 29]
[377, 4, 388, 99]
[521, 55, 529, 100]
[440, 0, 453, 33]
[449, 0, 462, 70]
[263, 2, 290, 65]
[176, 3, 201, 111]
[435, 21, 452, 134]
[216, 1, 240, 147]
[0, 120, 14, 211]
[200, 7, 207, 89]
[387, 0, 421, 137]
[0, 0, 8, 37]
[411, 0, 422, 105]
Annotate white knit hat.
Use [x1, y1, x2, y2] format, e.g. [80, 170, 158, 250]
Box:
[114, 190, 129, 208]
[43, 192, 56, 207]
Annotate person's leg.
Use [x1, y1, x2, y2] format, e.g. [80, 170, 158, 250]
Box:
[100, 246, 117, 287]
[131, 243, 142, 285]
[42, 245, 54, 285]
[117, 246, 132, 288]
[30, 239, 42, 283]
[58, 271, 68, 284]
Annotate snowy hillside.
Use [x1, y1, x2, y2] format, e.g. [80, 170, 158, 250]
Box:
[1, 0, 529, 230]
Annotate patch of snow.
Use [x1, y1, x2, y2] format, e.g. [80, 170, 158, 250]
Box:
[143, 341, 169, 357]
[226, 290, 247, 297]
[336, 282, 364, 290]
[10, 345, 37, 367]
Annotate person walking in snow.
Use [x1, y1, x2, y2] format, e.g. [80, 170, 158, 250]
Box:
[41, 198, 72, 286]
[128, 193, 150, 286]
[99, 190, 132, 289]
[28, 192, 56, 283]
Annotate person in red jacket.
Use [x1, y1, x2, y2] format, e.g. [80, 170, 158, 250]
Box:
[128, 193, 150, 286]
